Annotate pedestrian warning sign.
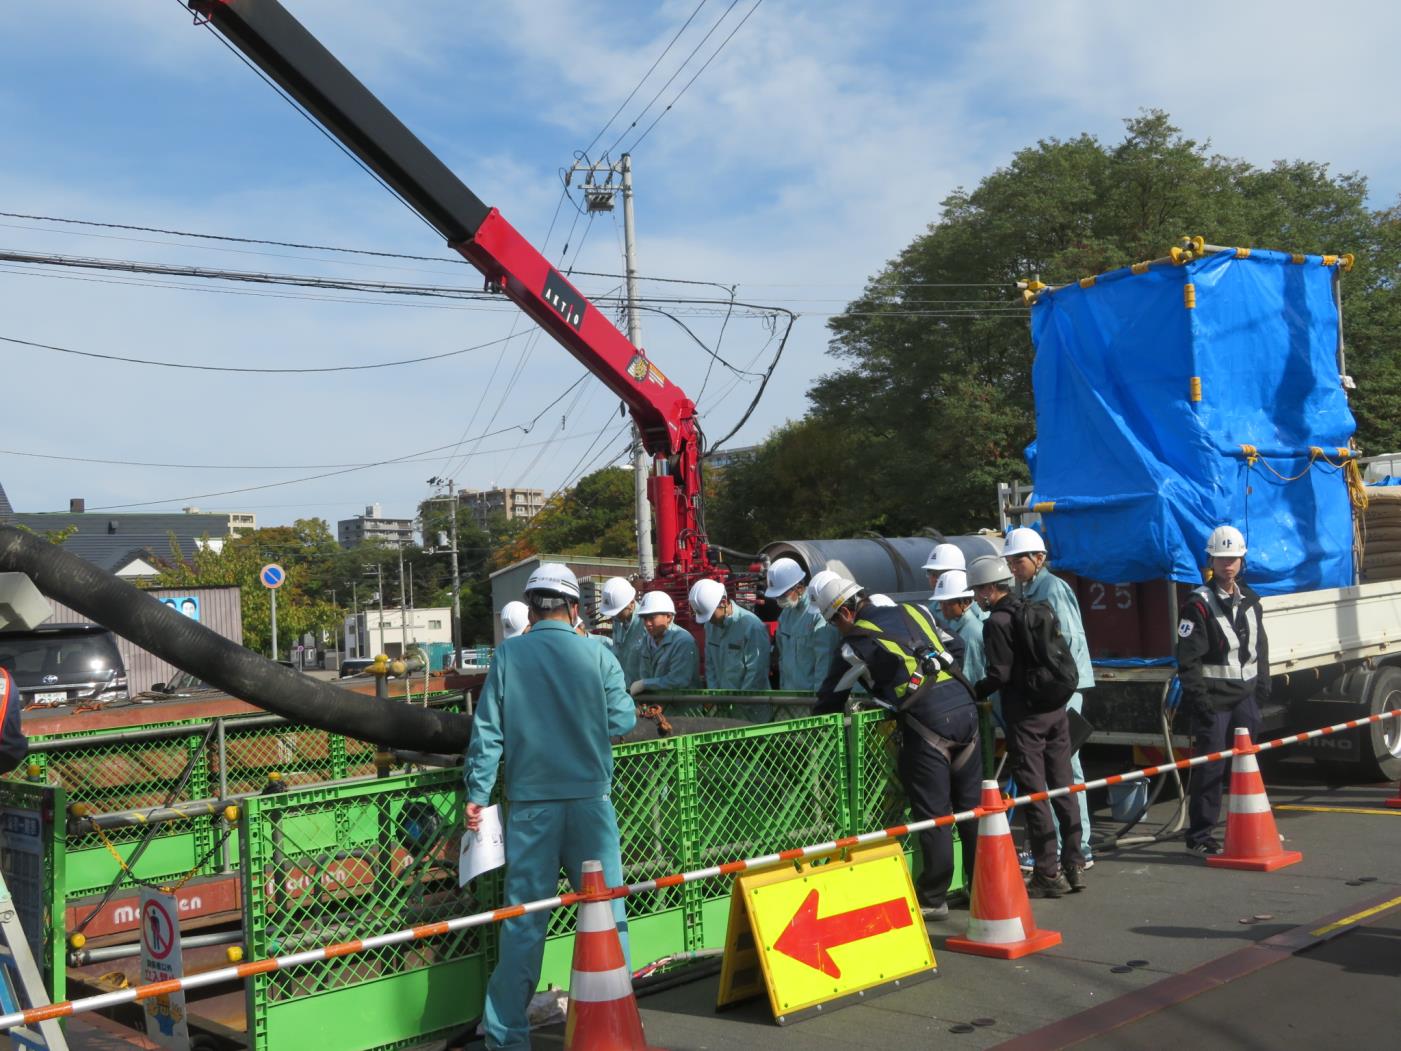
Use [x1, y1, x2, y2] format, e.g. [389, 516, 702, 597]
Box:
[140, 887, 190, 1049]
[716, 841, 936, 1024]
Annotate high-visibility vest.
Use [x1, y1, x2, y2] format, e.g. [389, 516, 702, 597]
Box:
[1191, 585, 1259, 683]
[852, 602, 953, 699]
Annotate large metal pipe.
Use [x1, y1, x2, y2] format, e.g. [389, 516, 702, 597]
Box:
[0, 527, 471, 752]
[69, 929, 243, 967]
[762, 534, 1003, 600]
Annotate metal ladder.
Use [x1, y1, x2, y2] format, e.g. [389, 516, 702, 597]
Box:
[0, 872, 68, 1050]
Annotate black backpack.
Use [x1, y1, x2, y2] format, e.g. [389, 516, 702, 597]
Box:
[1011, 601, 1079, 711]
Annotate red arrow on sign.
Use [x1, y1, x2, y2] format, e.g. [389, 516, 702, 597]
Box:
[773, 888, 913, 978]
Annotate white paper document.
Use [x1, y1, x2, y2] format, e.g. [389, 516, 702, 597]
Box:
[460, 804, 505, 885]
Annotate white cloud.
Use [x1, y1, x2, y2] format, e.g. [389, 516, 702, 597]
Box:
[2, 0, 1394, 533]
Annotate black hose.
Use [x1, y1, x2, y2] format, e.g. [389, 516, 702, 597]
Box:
[0, 527, 471, 752]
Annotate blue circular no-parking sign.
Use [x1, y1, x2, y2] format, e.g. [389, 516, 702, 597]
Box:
[260, 563, 286, 590]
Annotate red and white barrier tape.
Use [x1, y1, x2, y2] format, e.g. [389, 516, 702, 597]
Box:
[4, 706, 1396, 1031]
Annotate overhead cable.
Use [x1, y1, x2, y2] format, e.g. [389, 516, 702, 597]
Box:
[626, 0, 765, 154]
[579, 0, 711, 160]
[0, 332, 519, 375]
[602, 0, 743, 158]
[78, 376, 589, 512]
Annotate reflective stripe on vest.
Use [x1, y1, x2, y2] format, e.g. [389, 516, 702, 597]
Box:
[1192, 586, 1258, 682]
[852, 603, 953, 698]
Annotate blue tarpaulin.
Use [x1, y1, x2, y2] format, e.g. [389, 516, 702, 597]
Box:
[1028, 248, 1355, 595]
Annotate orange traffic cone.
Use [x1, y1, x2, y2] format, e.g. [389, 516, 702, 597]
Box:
[944, 780, 1062, 960]
[1206, 728, 1303, 872]
[1384, 782, 1401, 810]
[563, 859, 656, 1051]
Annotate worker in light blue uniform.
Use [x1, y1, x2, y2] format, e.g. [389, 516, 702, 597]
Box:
[769, 558, 837, 691]
[628, 591, 699, 694]
[924, 542, 987, 631]
[464, 564, 636, 1051]
[936, 568, 999, 779]
[598, 577, 645, 683]
[934, 570, 987, 686]
[1005, 527, 1096, 865]
[575, 617, 622, 672]
[690, 577, 772, 721]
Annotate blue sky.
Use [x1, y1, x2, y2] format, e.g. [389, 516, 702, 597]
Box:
[1, 1, 1396, 534]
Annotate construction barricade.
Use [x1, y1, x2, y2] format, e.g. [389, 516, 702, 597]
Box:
[4, 707, 1398, 1047]
[3, 708, 942, 1050]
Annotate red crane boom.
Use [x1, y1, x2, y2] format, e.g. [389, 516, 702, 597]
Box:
[190, 0, 711, 577]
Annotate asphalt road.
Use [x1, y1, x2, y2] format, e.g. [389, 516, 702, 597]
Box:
[62, 759, 1400, 1050]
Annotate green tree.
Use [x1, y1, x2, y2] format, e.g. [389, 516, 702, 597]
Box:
[154, 524, 339, 656]
[713, 111, 1397, 544]
[495, 467, 638, 563]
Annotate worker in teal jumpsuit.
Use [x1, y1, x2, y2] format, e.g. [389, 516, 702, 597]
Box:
[1005, 527, 1096, 864]
[599, 576, 646, 683]
[690, 578, 772, 720]
[935, 568, 998, 777]
[628, 591, 699, 694]
[924, 542, 987, 631]
[464, 564, 636, 1050]
[768, 557, 837, 691]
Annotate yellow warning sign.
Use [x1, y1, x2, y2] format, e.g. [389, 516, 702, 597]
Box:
[716, 841, 936, 1024]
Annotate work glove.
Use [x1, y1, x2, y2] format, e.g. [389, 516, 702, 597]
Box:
[628, 680, 646, 697]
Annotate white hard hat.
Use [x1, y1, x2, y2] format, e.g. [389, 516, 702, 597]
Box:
[967, 555, 1014, 587]
[807, 569, 839, 603]
[637, 591, 676, 616]
[765, 557, 806, 599]
[811, 575, 863, 622]
[500, 601, 529, 639]
[1206, 525, 1247, 557]
[868, 593, 896, 607]
[922, 543, 966, 573]
[524, 562, 580, 600]
[688, 578, 728, 624]
[931, 569, 974, 601]
[1002, 527, 1047, 558]
[598, 577, 637, 618]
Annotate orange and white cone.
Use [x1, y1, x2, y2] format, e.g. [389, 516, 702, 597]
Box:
[944, 780, 1062, 960]
[1206, 728, 1303, 872]
[563, 859, 656, 1051]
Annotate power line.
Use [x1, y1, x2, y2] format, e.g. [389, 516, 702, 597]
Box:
[185, 6, 441, 242]
[0, 422, 618, 472]
[0, 255, 788, 318]
[0, 211, 1030, 290]
[0, 332, 521, 375]
[579, 0, 711, 161]
[602, 0, 743, 158]
[627, 0, 765, 154]
[77, 376, 589, 512]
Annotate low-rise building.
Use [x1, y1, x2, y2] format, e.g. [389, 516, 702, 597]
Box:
[12, 507, 236, 579]
[342, 606, 452, 660]
[489, 553, 639, 644]
[182, 506, 257, 537]
[460, 487, 545, 529]
[337, 503, 415, 549]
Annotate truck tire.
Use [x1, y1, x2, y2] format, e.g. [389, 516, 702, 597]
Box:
[1358, 665, 1401, 782]
[1308, 665, 1401, 783]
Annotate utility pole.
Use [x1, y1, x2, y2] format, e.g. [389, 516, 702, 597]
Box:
[568, 152, 653, 579]
[428, 476, 463, 656]
[397, 543, 409, 656]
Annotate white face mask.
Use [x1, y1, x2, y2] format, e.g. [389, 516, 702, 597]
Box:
[783, 591, 805, 610]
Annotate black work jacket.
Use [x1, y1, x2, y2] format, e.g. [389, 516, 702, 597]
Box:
[814, 602, 973, 728]
[1176, 582, 1270, 714]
